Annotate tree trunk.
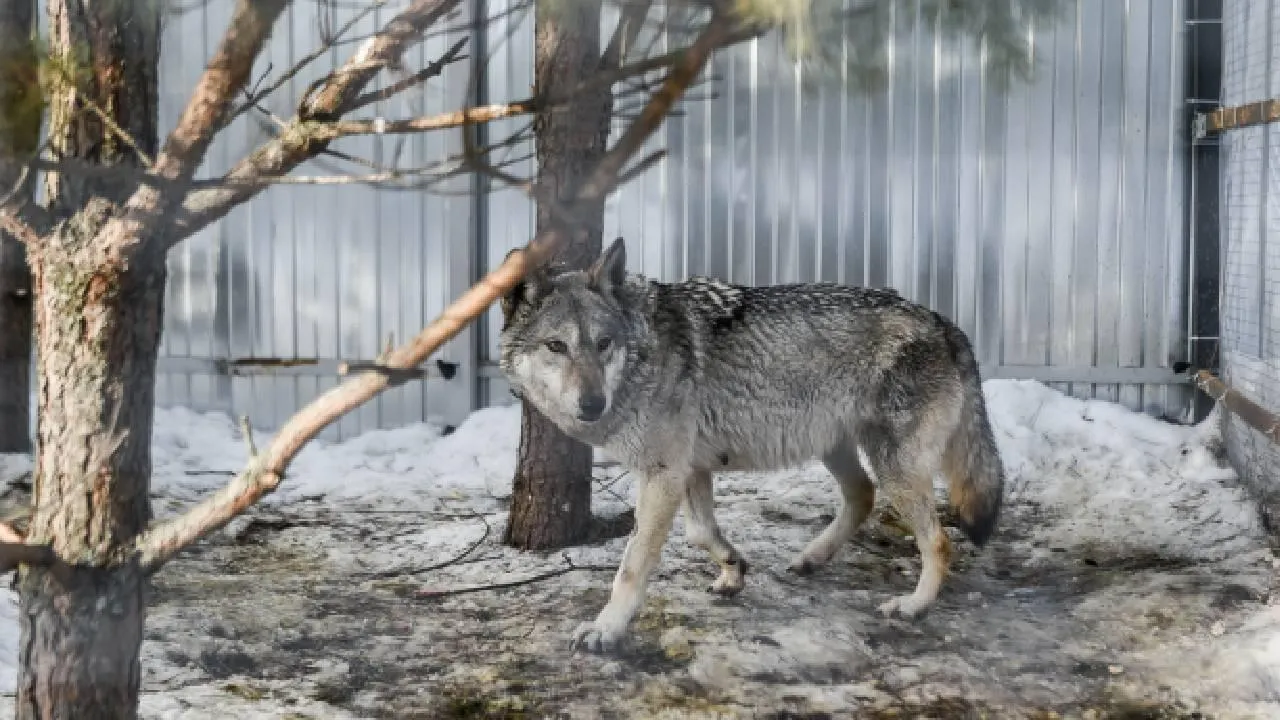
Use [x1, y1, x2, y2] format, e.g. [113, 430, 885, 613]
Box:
[43, 0, 161, 214]
[0, 0, 40, 453]
[14, 1, 163, 716]
[16, 204, 166, 719]
[504, 0, 612, 550]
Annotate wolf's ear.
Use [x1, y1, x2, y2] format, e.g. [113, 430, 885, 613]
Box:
[587, 237, 627, 294]
[500, 250, 549, 328]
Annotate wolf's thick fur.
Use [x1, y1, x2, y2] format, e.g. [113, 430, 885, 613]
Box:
[499, 238, 1004, 653]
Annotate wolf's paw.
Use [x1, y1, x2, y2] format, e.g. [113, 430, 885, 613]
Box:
[785, 557, 817, 576]
[877, 593, 931, 619]
[569, 620, 624, 654]
[708, 558, 748, 596]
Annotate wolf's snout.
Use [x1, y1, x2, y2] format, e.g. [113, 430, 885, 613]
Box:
[578, 394, 606, 421]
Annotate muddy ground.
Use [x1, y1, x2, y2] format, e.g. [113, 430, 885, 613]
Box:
[115, 485, 1279, 719]
[0, 389, 1276, 719]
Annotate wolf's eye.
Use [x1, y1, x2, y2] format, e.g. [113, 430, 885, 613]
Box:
[596, 337, 613, 353]
[545, 340, 568, 354]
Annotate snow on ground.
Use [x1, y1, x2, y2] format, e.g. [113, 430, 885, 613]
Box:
[0, 379, 1275, 718]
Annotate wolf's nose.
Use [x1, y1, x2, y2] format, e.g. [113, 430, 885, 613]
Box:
[578, 394, 606, 421]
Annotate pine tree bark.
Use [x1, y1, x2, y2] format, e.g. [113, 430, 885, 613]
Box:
[0, 0, 40, 453]
[504, 0, 612, 550]
[14, 1, 163, 716]
[16, 206, 165, 717]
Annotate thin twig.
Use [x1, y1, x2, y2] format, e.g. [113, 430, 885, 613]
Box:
[45, 64, 156, 169]
[359, 513, 492, 580]
[169, 0, 468, 248]
[0, 523, 23, 545]
[615, 149, 668, 187]
[239, 416, 258, 458]
[600, 0, 653, 72]
[0, 211, 39, 247]
[347, 37, 469, 112]
[225, 1, 385, 126]
[414, 559, 614, 600]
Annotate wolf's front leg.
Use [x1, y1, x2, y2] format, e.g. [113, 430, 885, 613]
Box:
[683, 470, 748, 595]
[571, 471, 684, 654]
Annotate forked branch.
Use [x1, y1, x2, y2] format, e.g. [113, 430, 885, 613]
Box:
[133, 7, 740, 574]
[170, 0, 466, 249]
[92, 0, 290, 258]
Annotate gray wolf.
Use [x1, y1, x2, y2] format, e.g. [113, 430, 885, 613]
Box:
[498, 237, 1004, 653]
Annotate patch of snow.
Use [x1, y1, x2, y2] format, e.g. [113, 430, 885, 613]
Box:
[0, 457, 30, 488]
[0, 379, 1272, 717]
[152, 404, 520, 515]
[985, 380, 1262, 563]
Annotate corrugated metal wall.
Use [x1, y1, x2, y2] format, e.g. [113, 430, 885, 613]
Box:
[153, 1, 478, 439]
[481, 0, 1194, 417]
[152, 0, 1195, 438]
[1219, 0, 1280, 524]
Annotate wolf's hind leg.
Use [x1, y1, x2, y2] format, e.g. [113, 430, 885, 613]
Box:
[788, 440, 876, 574]
[571, 470, 684, 654]
[867, 440, 952, 619]
[683, 470, 748, 595]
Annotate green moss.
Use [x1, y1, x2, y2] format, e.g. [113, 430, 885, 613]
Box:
[222, 681, 267, 701]
[0, 37, 44, 158]
[439, 684, 534, 719]
[637, 678, 740, 719]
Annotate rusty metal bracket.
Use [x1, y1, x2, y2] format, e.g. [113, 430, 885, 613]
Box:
[1194, 97, 1280, 140]
[226, 356, 321, 369]
[156, 356, 491, 381]
[1193, 370, 1280, 445]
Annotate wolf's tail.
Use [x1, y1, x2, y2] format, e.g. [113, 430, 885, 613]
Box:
[940, 322, 1004, 547]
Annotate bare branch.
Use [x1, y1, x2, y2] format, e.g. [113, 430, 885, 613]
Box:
[172, 10, 764, 244]
[0, 522, 23, 544]
[600, 0, 654, 71]
[347, 37, 469, 112]
[577, 12, 736, 202]
[225, 1, 387, 128]
[168, 0, 465, 249]
[0, 544, 58, 575]
[302, 0, 462, 118]
[0, 537, 75, 584]
[90, 0, 289, 258]
[414, 556, 613, 600]
[46, 62, 156, 169]
[238, 416, 259, 458]
[150, 0, 290, 182]
[132, 228, 553, 572]
[615, 149, 668, 186]
[358, 512, 491, 580]
[337, 361, 428, 386]
[326, 37, 752, 141]
[334, 100, 539, 137]
[0, 210, 39, 247]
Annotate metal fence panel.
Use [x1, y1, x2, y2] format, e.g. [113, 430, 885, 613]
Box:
[152, 0, 1195, 434]
[1220, 0, 1280, 522]
[479, 0, 1192, 418]
[153, 1, 477, 440]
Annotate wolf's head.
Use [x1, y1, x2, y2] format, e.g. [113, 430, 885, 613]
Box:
[498, 237, 634, 429]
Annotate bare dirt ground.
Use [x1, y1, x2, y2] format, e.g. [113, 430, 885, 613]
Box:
[0, 384, 1276, 719]
[129, 478, 1277, 719]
